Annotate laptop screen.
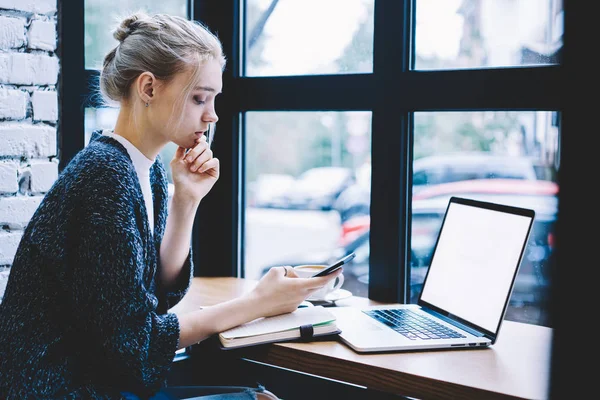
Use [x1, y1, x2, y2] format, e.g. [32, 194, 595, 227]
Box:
[419, 197, 534, 334]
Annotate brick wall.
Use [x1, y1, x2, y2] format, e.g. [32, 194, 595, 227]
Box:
[0, 0, 58, 300]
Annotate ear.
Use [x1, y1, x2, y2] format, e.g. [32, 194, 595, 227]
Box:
[136, 72, 156, 105]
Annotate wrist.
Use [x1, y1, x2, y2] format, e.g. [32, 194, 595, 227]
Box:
[239, 291, 264, 321]
[171, 191, 201, 212]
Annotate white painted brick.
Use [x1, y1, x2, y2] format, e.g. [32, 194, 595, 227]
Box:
[0, 53, 58, 85]
[0, 270, 8, 300]
[0, 195, 41, 229]
[0, 16, 25, 49]
[27, 19, 55, 51]
[0, 0, 56, 14]
[0, 268, 13, 300]
[17, 167, 31, 194]
[0, 162, 18, 194]
[0, 232, 21, 265]
[0, 123, 56, 158]
[29, 159, 57, 193]
[0, 88, 27, 119]
[31, 90, 56, 121]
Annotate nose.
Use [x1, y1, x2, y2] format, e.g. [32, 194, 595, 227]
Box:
[202, 106, 219, 124]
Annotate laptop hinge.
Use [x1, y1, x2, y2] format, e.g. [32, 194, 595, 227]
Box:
[421, 308, 485, 337]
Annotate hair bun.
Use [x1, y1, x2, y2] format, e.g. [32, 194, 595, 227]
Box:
[113, 13, 145, 42]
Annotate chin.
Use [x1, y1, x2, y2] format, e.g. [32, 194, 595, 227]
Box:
[172, 139, 194, 150]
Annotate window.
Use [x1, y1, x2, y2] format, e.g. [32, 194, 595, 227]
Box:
[236, 0, 562, 327]
[410, 111, 559, 326]
[244, 111, 372, 298]
[244, 0, 374, 76]
[415, 0, 563, 70]
[84, 0, 187, 69]
[68, 1, 563, 330]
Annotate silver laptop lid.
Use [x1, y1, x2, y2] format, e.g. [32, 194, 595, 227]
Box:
[418, 196, 535, 343]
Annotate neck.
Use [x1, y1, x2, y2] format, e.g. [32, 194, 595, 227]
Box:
[112, 104, 167, 161]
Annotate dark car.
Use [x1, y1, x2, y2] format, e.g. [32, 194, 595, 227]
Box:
[333, 153, 541, 223]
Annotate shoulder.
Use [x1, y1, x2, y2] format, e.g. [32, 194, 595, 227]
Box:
[60, 133, 137, 196]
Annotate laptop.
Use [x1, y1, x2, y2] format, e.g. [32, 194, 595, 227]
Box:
[329, 196, 535, 352]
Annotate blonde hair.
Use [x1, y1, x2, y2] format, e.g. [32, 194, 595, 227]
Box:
[99, 12, 226, 127]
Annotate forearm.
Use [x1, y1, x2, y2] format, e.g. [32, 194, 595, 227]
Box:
[174, 293, 263, 349]
[159, 194, 199, 288]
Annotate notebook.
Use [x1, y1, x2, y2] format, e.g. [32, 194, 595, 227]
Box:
[218, 305, 340, 349]
[329, 196, 535, 352]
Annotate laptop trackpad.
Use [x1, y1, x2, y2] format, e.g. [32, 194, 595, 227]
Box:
[329, 307, 416, 346]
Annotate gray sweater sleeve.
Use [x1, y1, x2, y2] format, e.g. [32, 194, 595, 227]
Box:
[157, 248, 193, 310]
[70, 171, 180, 394]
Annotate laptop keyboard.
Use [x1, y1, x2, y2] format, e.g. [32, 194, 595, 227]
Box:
[363, 309, 466, 340]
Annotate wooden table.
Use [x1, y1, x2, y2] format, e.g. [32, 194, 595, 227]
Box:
[171, 278, 552, 400]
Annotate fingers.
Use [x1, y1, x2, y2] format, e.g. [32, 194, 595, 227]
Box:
[282, 266, 298, 278]
[184, 135, 208, 160]
[282, 268, 342, 292]
[306, 268, 343, 289]
[188, 149, 213, 172]
[183, 136, 217, 173]
[197, 158, 219, 175]
[277, 266, 297, 278]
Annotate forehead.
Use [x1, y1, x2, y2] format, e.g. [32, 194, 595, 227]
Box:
[172, 59, 223, 93]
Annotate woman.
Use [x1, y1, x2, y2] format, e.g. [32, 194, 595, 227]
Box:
[0, 12, 342, 400]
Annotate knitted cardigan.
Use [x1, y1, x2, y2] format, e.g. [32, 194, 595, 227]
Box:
[0, 130, 193, 399]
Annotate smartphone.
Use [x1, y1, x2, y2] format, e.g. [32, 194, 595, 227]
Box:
[312, 252, 356, 278]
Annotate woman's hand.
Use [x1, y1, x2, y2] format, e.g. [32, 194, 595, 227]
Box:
[246, 266, 344, 318]
[170, 135, 219, 205]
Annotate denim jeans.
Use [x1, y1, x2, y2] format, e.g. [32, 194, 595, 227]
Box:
[122, 384, 264, 399]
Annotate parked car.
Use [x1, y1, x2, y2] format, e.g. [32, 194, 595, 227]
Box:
[412, 152, 538, 190]
[270, 167, 355, 211]
[342, 178, 557, 259]
[333, 152, 542, 223]
[247, 173, 295, 208]
[260, 179, 557, 325]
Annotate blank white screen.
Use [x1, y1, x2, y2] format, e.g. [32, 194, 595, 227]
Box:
[420, 202, 532, 333]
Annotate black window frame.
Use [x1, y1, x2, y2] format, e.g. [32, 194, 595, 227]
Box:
[188, 0, 562, 305]
[60, 1, 595, 396]
[62, 0, 561, 301]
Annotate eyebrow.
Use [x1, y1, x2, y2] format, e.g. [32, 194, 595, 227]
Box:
[193, 85, 221, 94]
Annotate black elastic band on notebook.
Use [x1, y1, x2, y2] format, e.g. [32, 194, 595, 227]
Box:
[299, 324, 314, 341]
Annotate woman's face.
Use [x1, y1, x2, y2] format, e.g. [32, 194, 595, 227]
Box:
[151, 58, 223, 150]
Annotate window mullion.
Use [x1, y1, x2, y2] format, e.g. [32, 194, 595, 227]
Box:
[369, 0, 413, 303]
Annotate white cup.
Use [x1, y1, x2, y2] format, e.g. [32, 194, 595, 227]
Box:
[293, 265, 345, 301]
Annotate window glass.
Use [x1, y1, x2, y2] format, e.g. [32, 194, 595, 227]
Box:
[414, 0, 563, 70]
[244, 0, 374, 76]
[245, 111, 372, 299]
[409, 111, 560, 327]
[84, 0, 187, 69]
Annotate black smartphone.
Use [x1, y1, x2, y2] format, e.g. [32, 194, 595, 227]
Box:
[312, 252, 356, 277]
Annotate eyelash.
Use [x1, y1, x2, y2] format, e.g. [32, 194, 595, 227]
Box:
[193, 96, 206, 105]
